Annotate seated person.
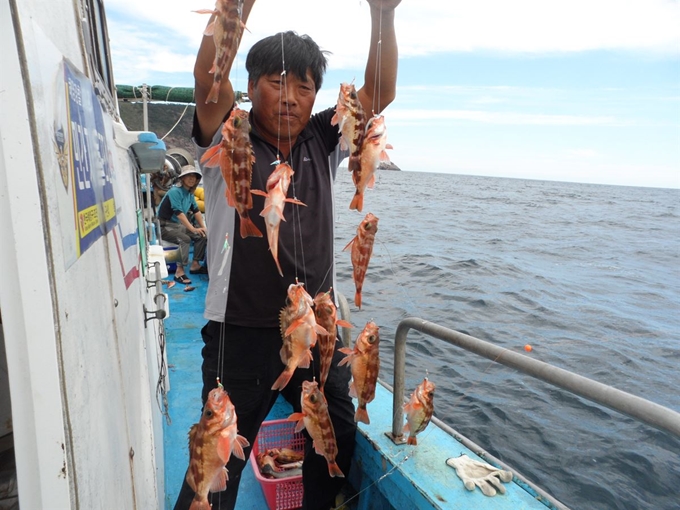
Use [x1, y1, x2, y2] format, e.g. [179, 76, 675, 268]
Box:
[157, 165, 208, 284]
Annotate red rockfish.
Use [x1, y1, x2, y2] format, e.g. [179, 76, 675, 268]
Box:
[350, 115, 392, 212]
[272, 283, 327, 391]
[331, 82, 366, 155]
[288, 380, 345, 478]
[343, 212, 379, 309]
[403, 377, 436, 445]
[195, 0, 245, 103]
[200, 107, 262, 238]
[313, 290, 353, 393]
[338, 321, 380, 424]
[251, 163, 306, 276]
[186, 383, 249, 510]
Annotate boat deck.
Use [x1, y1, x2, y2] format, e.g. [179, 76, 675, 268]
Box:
[162, 272, 555, 509]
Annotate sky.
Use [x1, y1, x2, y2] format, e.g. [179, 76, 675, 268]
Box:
[105, 0, 680, 189]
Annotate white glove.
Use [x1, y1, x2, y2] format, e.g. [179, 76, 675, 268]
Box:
[446, 454, 513, 496]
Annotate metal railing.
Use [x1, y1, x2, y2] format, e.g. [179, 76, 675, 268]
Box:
[389, 317, 680, 441]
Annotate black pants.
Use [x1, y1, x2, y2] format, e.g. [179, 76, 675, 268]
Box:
[173, 321, 357, 510]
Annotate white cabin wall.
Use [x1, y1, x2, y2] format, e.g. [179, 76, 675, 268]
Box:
[2, 0, 166, 508]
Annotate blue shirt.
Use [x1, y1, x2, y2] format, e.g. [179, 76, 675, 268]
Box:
[157, 184, 199, 223]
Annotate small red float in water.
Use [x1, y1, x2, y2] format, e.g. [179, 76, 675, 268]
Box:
[524, 344, 533, 352]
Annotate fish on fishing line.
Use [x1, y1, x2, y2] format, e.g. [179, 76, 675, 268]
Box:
[403, 377, 436, 445]
[251, 162, 306, 276]
[185, 380, 249, 510]
[194, 0, 246, 104]
[349, 114, 392, 212]
[331, 82, 367, 155]
[338, 321, 380, 424]
[344, 212, 379, 309]
[288, 380, 345, 478]
[313, 290, 353, 393]
[272, 282, 328, 391]
[200, 106, 262, 238]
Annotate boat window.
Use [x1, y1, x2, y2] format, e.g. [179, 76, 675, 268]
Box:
[83, 0, 115, 99]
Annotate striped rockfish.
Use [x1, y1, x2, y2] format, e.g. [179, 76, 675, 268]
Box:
[200, 107, 262, 238]
[349, 115, 392, 212]
[195, 0, 245, 103]
[338, 321, 380, 424]
[403, 377, 436, 445]
[251, 163, 306, 276]
[288, 380, 345, 478]
[272, 283, 327, 391]
[313, 290, 353, 393]
[186, 382, 249, 510]
[343, 212, 379, 309]
[331, 82, 367, 155]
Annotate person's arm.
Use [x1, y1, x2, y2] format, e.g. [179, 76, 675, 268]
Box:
[357, 0, 401, 116]
[194, 211, 207, 235]
[194, 0, 257, 146]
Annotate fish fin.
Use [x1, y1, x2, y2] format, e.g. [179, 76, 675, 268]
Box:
[209, 467, 228, 493]
[349, 192, 363, 212]
[348, 380, 358, 398]
[189, 499, 212, 510]
[298, 349, 313, 369]
[337, 349, 354, 367]
[271, 369, 293, 391]
[336, 319, 353, 328]
[403, 422, 410, 432]
[315, 324, 329, 336]
[232, 435, 249, 461]
[407, 436, 418, 446]
[327, 461, 345, 478]
[287, 413, 306, 433]
[284, 318, 304, 337]
[342, 236, 357, 252]
[216, 433, 232, 463]
[274, 257, 283, 277]
[367, 173, 376, 189]
[239, 215, 263, 238]
[203, 22, 215, 38]
[385, 143, 394, 151]
[380, 149, 392, 163]
[355, 291, 362, 309]
[331, 112, 339, 126]
[260, 204, 273, 217]
[284, 198, 306, 207]
[250, 189, 268, 197]
[199, 145, 222, 167]
[355, 406, 370, 424]
[193, 8, 216, 14]
[339, 137, 349, 151]
[206, 81, 220, 104]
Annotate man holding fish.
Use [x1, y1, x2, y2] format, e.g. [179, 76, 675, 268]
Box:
[173, 1, 401, 509]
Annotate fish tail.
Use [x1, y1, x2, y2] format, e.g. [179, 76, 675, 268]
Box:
[407, 436, 418, 446]
[354, 406, 370, 424]
[271, 369, 293, 391]
[355, 290, 362, 309]
[327, 461, 345, 478]
[189, 498, 212, 510]
[239, 215, 263, 238]
[206, 80, 221, 104]
[349, 191, 363, 212]
[274, 256, 283, 277]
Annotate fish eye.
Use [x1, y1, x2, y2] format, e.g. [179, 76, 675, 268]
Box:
[309, 393, 317, 403]
[205, 409, 213, 418]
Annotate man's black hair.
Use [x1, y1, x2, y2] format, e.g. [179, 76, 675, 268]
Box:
[246, 31, 329, 91]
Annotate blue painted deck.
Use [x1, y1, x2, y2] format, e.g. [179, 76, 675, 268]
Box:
[162, 272, 555, 509]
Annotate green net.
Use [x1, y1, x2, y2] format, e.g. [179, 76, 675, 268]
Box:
[116, 85, 248, 104]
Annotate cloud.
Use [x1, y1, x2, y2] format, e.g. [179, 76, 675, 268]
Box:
[105, 0, 680, 84]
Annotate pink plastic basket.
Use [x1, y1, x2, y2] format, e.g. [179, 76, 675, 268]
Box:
[249, 419, 306, 510]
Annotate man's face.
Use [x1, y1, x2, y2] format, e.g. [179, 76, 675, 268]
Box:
[248, 69, 317, 151]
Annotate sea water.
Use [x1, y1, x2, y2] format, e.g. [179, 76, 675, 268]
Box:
[329, 169, 680, 510]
